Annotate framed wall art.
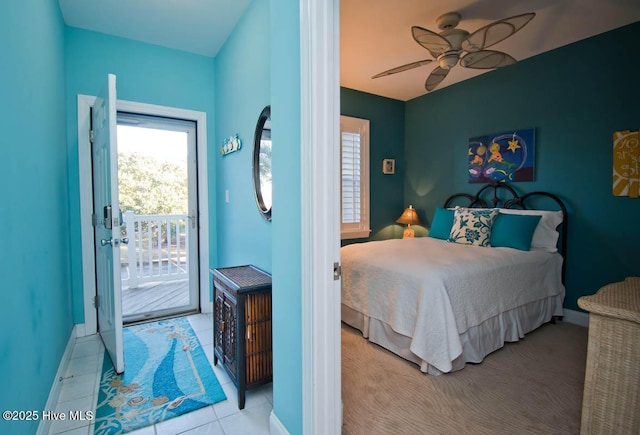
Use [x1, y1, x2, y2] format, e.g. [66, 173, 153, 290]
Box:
[612, 130, 639, 198]
[382, 158, 395, 174]
[468, 128, 535, 183]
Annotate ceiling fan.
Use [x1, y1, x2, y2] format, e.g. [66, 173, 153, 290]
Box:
[372, 12, 535, 92]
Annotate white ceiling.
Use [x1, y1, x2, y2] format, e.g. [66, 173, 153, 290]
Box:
[58, 0, 252, 57]
[58, 0, 640, 101]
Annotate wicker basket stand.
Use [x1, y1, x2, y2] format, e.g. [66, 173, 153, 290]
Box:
[578, 277, 640, 434]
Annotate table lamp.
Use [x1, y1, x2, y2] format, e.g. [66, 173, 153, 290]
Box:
[396, 205, 421, 239]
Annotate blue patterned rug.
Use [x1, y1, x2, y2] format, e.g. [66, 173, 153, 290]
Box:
[94, 317, 226, 434]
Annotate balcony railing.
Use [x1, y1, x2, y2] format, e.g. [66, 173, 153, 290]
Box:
[122, 211, 189, 289]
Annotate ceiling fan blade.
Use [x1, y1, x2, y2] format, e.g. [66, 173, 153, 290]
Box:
[425, 66, 450, 91]
[412, 26, 452, 58]
[461, 13, 535, 52]
[371, 59, 433, 79]
[460, 50, 516, 69]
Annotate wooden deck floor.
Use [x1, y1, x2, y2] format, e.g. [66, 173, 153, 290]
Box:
[122, 279, 190, 318]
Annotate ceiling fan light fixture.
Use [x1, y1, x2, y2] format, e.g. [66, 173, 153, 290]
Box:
[440, 28, 469, 50]
[436, 12, 461, 30]
[437, 52, 460, 70]
[372, 11, 535, 92]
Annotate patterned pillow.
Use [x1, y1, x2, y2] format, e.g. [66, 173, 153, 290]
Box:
[448, 207, 499, 247]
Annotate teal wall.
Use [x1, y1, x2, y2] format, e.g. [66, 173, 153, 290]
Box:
[0, 1, 72, 433]
[64, 27, 217, 322]
[214, 0, 272, 272]
[216, 0, 303, 431]
[404, 22, 640, 311]
[340, 88, 406, 243]
[271, 0, 302, 432]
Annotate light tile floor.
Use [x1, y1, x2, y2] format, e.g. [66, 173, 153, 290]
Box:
[49, 313, 273, 435]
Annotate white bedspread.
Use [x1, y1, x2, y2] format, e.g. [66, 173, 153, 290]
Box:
[341, 237, 564, 373]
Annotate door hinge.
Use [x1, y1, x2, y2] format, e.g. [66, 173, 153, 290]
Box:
[89, 129, 95, 144]
[333, 262, 341, 281]
[94, 295, 99, 308]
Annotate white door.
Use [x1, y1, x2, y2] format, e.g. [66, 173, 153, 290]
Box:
[92, 74, 124, 374]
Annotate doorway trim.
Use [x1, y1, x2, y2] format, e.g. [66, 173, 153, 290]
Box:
[77, 95, 210, 336]
[299, 0, 342, 432]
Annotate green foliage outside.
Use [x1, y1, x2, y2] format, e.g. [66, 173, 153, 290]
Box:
[118, 152, 187, 215]
[118, 152, 188, 251]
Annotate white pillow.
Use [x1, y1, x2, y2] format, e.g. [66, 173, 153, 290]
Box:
[448, 207, 499, 247]
[498, 208, 563, 252]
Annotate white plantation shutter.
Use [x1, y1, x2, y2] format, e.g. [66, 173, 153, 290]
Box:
[340, 116, 370, 239]
[341, 131, 360, 223]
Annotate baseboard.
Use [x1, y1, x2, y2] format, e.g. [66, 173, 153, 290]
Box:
[563, 308, 589, 328]
[270, 410, 290, 435]
[37, 325, 78, 435]
[74, 322, 87, 338]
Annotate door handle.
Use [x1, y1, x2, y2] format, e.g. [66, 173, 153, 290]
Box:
[101, 238, 124, 247]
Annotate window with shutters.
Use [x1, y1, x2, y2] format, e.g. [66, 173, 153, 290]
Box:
[340, 116, 370, 239]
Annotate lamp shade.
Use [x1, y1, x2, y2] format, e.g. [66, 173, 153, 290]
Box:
[396, 205, 422, 226]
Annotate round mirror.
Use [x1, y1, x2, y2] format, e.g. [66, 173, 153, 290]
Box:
[253, 106, 272, 221]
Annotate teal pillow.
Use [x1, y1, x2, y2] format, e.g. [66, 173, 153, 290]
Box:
[428, 207, 454, 240]
[490, 213, 542, 251]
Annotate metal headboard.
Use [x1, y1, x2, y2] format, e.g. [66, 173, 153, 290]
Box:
[444, 182, 568, 283]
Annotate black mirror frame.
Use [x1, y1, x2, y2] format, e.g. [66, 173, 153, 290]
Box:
[253, 105, 272, 221]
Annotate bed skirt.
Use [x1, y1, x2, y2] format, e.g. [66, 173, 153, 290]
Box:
[341, 293, 564, 375]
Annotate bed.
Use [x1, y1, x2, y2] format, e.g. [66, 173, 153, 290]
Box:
[341, 182, 568, 375]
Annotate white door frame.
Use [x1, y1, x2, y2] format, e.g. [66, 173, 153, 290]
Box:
[77, 95, 211, 336]
[116, 112, 200, 322]
[299, 0, 342, 433]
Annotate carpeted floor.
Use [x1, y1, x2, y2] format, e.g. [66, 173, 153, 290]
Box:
[341, 321, 588, 435]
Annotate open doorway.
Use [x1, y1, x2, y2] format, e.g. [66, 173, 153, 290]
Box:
[116, 113, 200, 324]
[78, 95, 211, 340]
